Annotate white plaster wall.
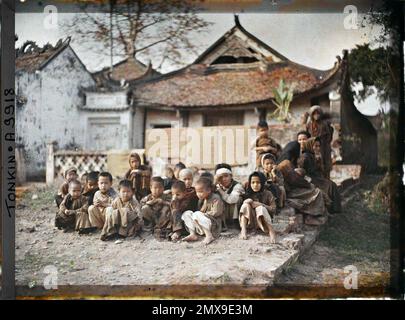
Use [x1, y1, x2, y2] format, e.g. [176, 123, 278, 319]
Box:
[243, 110, 259, 127]
[146, 109, 180, 128]
[188, 112, 204, 127]
[132, 106, 144, 148]
[15, 46, 95, 179]
[80, 110, 131, 150]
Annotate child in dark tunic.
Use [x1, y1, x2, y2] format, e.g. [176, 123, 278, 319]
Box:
[55, 180, 91, 233]
[124, 152, 151, 201]
[54, 167, 78, 208]
[252, 120, 281, 169]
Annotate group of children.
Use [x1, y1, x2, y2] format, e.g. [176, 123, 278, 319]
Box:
[54, 112, 340, 245]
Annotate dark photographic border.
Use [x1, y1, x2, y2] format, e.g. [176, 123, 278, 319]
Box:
[2, 0, 404, 300]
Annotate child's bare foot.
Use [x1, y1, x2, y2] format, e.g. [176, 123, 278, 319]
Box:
[182, 234, 199, 242]
[203, 235, 215, 245]
[239, 230, 247, 240]
[171, 232, 180, 241]
[269, 229, 276, 244]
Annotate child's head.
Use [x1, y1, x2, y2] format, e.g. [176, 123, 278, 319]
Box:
[295, 168, 306, 177]
[118, 179, 133, 202]
[247, 171, 266, 194]
[257, 120, 269, 137]
[165, 166, 175, 179]
[129, 152, 141, 170]
[171, 180, 186, 201]
[86, 171, 99, 191]
[98, 172, 113, 193]
[261, 153, 277, 173]
[150, 176, 164, 197]
[199, 171, 214, 184]
[64, 167, 78, 182]
[297, 130, 311, 148]
[179, 168, 194, 188]
[310, 105, 322, 121]
[173, 162, 186, 179]
[68, 180, 82, 200]
[313, 138, 322, 155]
[195, 177, 213, 200]
[80, 173, 88, 185]
[214, 163, 233, 188]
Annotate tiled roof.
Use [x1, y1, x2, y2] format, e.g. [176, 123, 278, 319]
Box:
[134, 61, 340, 108]
[15, 38, 72, 73]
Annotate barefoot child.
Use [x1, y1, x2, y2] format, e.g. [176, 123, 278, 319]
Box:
[214, 164, 244, 230]
[181, 177, 224, 245]
[100, 180, 142, 241]
[55, 167, 78, 208]
[88, 172, 117, 230]
[169, 180, 198, 241]
[239, 171, 277, 243]
[140, 176, 171, 237]
[178, 168, 199, 211]
[55, 180, 92, 233]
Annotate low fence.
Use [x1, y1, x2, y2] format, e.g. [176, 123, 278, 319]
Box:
[46, 142, 145, 185]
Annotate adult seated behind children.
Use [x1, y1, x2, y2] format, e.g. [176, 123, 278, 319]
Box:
[239, 171, 277, 243]
[55, 167, 79, 208]
[100, 179, 143, 241]
[252, 120, 282, 170]
[181, 177, 224, 245]
[214, 163, 244, 230]
[298, 137, 341, 213]
[140, 176, 171, 238]
[55, 180, 92, 234]
[88, 172, 117, 230]
[276, 159, 328, 225]
[260, 153, 286, 209]
[124, 152, 151, 201]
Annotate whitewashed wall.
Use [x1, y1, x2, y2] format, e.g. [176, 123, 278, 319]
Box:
[16, 46, 95, 179]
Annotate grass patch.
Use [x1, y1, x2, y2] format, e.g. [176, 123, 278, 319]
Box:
[318, 176, 390, 264]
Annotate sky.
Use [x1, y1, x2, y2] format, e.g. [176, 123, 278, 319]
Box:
[15, 12, 389, 115]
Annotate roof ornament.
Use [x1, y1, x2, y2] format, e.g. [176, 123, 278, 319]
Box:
[234, 14, 241, 27]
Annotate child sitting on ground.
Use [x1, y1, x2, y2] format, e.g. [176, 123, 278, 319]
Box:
[100, 179, 142, 241]
[261, 153, 286, 209]
[169, 180, 198, 241]
[82, 171, 99, 206]
[140, 176, 171, 237]
[181, 177, 224, 245]
[214, 163, 245, 230]
[55, 180, 92, 233]
[88, 172, 117, 230]
[55, 167, 78, 208]
[239, 171, 277, 243]
[178, 168, 199, 210]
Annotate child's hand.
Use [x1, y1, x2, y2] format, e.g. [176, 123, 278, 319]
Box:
[244, 199, 253, 205]
[251, 201, 261, 209]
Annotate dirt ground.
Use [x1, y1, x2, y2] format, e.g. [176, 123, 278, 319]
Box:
[14, 175, 390, 291]
[276, 175, 390, 287]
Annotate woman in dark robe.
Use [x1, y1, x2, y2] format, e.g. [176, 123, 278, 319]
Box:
[277, 159, 328, 225]
[298, 137, 341, 213]
[277, 141, 301, 167]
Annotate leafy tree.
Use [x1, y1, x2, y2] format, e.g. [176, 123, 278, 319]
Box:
[62, 0, 211, 71]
